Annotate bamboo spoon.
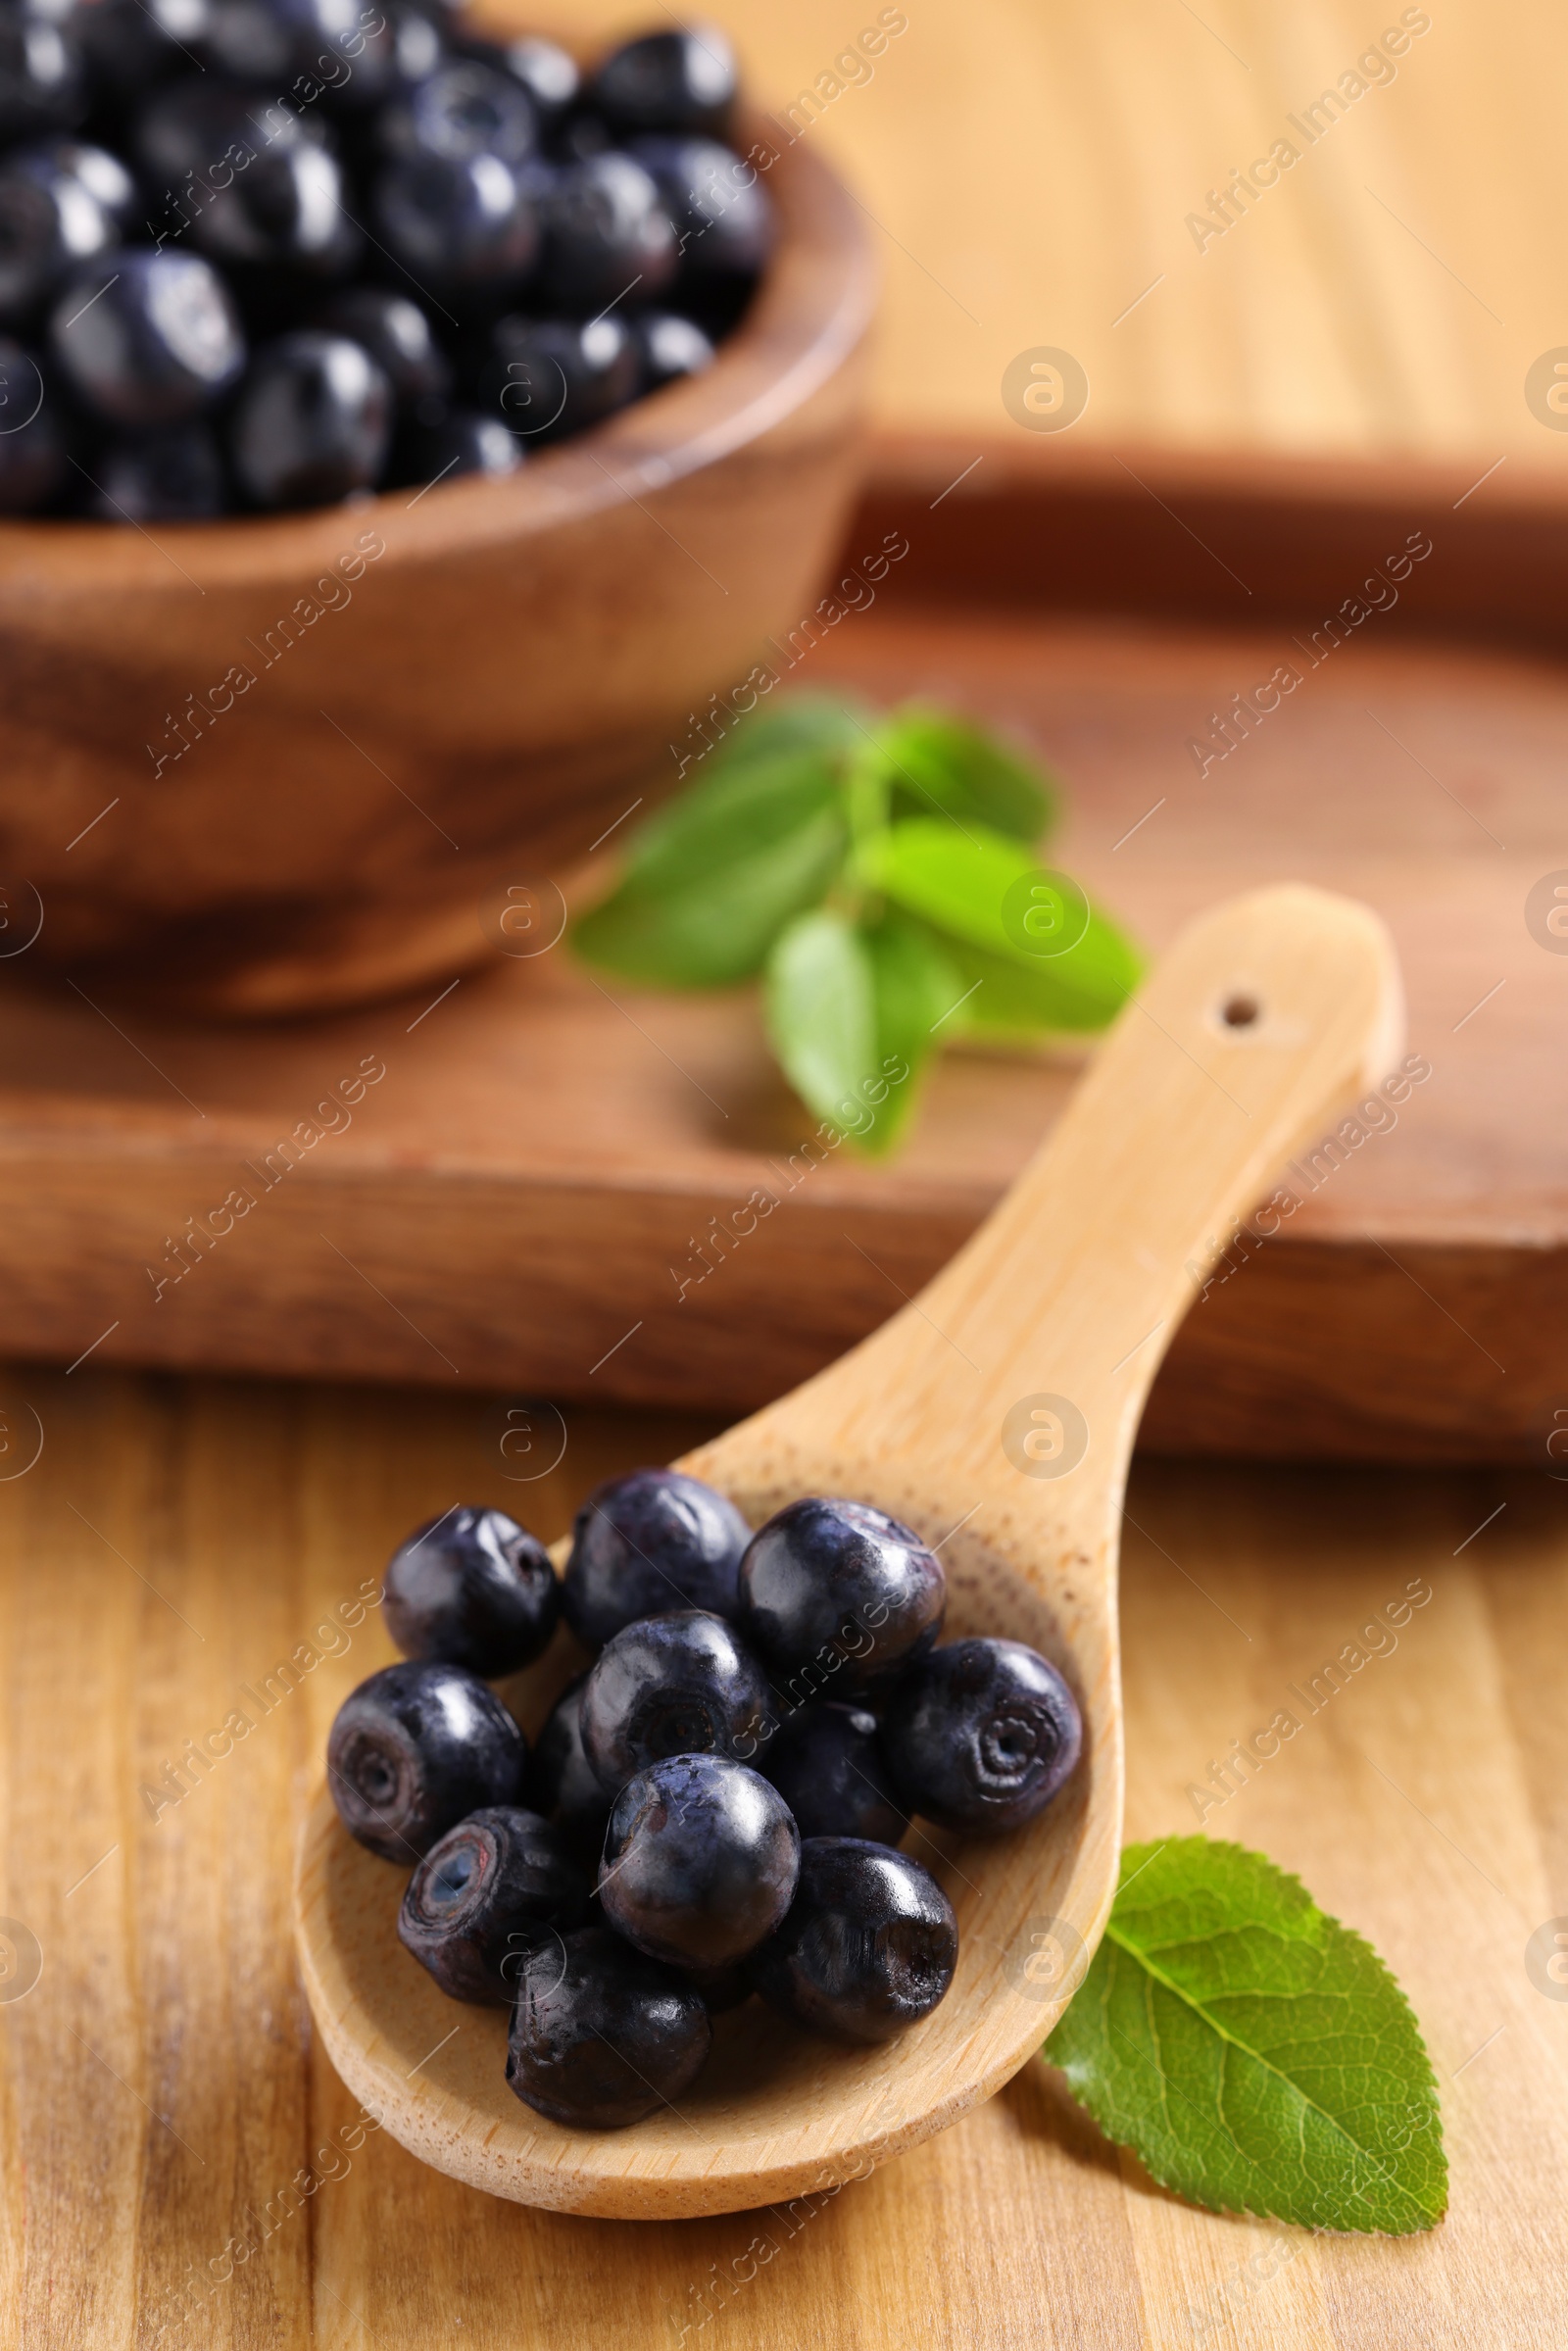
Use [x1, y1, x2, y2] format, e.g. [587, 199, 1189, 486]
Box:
[295, 883, 1402, 2220]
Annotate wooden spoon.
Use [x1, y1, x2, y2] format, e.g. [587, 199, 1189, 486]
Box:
[295, 883, 1402, 2219]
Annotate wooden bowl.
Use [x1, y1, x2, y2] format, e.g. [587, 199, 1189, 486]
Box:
[0, 138, 875, 1017]
[295, 885, 1402, 2218]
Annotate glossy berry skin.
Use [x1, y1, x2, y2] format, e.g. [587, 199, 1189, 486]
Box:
[536, 152, 676, 315]
[382, 1504, 558, 1676]
[0, 140, 120, 325]
[525, 1672, 611, 1853]
[506, 1925, 710, 2129]
[229, 329, 390, 507]
[630, 136, 773, 286]
[632, 309, 712, 391]
[493, 33, 577, 123]
[374, 148, 538, 293]
[392, 397, 519, 484]
[381, 59, 537, 164]
[564, 1467, 751, 1650]
[82, 422, 225, 517]
[192, 139, 357, 277]
[51, 247, 245, 425]
[327, 1658, 526, 1861]
[201, 0, 375, 85]
[133, 75, 320, 188]
[478, 311, 637, 441]
[738, 1498, 945, 1698]
[0, 337, 64, 511]
[48, 140, 140, 233]
[881, 1638, 1082, 1834]
[760, 1700, 907, 1846]
[590, 26, 737, 138]
[580, 1610, 773, 1795]
[752, 1837, 958, 2042]
[398, 1804, 589, 2005]
[313, 285, 450, 400]
[0, 13, 83, 147]
[599, 1752, 799, 1968]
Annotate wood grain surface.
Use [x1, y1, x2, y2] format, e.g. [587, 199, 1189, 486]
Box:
[537, 0, 1568, 465]
[1, 453, 1561, 1459]
[3, 1366, 1565, 2345]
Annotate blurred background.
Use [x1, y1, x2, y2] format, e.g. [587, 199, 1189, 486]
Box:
[547, 0, 1565, 458]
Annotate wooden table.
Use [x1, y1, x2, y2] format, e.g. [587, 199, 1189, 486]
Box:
[5, 1370, 1565, 2347]
[11, 4, 1567, 2342]
[547, 0, 1568, 466]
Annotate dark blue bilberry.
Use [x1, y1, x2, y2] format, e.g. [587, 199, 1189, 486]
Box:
[751, 1837, 958, 2041]
[373, 147, 538, 293]
[738, 1497, 945, 1697]
[632, 308, 713, 391]
[477, 311, 638, 442]
[382, 1504, 558, 1676]
[327, 1658, 526, 1861]
[313, 285, 451, 400]
[564, 1467, 751, 1649]
[0, 11, 83, 147]
[391, 397, 519, 484]
[380, 58, 537, 164]
[881, 1637, 1082, 1833]
[599, 1751, 799, 1968]
[590, 27, 736, 138]
[398, 1804, 589, 2004]
[50, 247, 245, 425]
[580, 1609, 773, 1794]
[760, 1699, 907, 1845]
[535, 151, 676, 315]
[228, 328, 390, 507]
[0, 140, 126, 324]
[526, 1672, 612, 1854]
[630, 135, 772, 288]
[506, 1925, 710, 2128]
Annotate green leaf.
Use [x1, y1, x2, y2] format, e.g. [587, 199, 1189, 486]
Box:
[570, 698, 867, 988]
[855, 912, 958, 1155]
[692, 692, 871, 785]
[939, 933, 1133, 1036]
[573, 802, 846, 988]
[872, 708, 1055, 841]
[869, 819, 1143, 1028]
[620, 749, 843, 896]
[1046, 1838, 1447, 2233]
[763, 908, 876, 1133]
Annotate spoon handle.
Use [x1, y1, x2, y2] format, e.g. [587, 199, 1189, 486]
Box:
[719, 884, 1403, 1524]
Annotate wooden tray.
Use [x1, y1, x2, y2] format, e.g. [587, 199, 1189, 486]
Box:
[3, 434, 1564, 1462]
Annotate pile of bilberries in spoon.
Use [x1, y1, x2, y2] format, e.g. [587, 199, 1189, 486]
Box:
[327, 1474, 1083, 2130]
[0, 2, 772, 515]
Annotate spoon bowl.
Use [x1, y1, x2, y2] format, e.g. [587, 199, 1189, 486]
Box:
[295, 883, 1402, 2216]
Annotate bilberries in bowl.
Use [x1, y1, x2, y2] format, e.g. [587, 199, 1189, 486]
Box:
[0, 6, 873, 1021]
[320, 1464, 1083, 2131]
[0, 15, 777, 515]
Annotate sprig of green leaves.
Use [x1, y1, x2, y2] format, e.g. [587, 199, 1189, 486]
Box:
[570, 697, 1143, 1154]
[1047, 1838, 1447, 2233]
